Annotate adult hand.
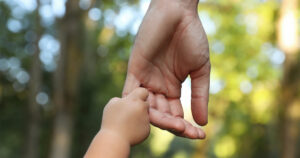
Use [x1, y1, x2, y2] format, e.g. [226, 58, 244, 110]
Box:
[123, 0, 210, 139]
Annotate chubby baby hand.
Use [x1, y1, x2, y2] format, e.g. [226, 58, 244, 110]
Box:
[101, 87, 150, 145]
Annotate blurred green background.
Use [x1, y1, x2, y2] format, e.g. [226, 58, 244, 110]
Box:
[0, 0, 299, 158]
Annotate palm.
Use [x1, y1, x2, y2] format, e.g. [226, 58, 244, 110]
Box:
[123, 0, 210, 139]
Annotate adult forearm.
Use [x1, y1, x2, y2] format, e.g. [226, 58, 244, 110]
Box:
[84, 130, 130, 158]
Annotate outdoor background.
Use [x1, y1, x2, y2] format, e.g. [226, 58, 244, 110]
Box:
[0, 0, 299, 158]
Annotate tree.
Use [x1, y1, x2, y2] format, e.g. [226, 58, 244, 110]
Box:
[25, 1, 42, 158]
[49, 1, 83, 157]
[277, 0, 300, 157]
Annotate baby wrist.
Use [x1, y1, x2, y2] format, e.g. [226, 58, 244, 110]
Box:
[99, 128, 131, 147]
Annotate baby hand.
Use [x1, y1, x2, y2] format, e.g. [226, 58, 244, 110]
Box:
[101, 88, 150, 145]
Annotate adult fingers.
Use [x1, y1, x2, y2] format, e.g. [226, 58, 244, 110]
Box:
[127, 87, 149, 101]
[190, 61, 210, 126]
[149, 108, 185, 133]
[122, 73, 141, 97]
[148, 92, 157, 109]
[174, 120, 206, 139]
[156, 94, 171, 114]
[168, 98, 184, 118]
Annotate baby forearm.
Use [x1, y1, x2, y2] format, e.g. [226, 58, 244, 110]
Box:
[84, 129, 130, 158]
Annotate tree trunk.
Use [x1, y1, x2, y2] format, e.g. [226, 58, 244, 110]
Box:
[279, 55, 300, 158]
[25, 3, 42, 158]
[277, 0, 300, 157]
[49, 0, 83, 158]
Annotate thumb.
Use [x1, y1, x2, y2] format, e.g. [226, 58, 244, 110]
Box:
[127, 87, 149, 101]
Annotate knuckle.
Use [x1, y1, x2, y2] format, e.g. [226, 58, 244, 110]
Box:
[109, 97, 120, 104]
[122, 91, 129, 97]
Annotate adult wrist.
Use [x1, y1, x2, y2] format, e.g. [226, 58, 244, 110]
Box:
[150, 0, 198, 11]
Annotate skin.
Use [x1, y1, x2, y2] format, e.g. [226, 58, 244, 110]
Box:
[84, 88, 150, 158]
[123, 0, 210, 139]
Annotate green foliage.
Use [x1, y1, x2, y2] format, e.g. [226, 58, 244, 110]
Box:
[0, 0, 299, 158]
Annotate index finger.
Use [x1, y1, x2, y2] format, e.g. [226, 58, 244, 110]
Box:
[127, 87, 149, 101]
[122, 73, 141, 97]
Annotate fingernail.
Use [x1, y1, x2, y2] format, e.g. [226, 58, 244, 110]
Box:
[199, 131, 206, 139]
